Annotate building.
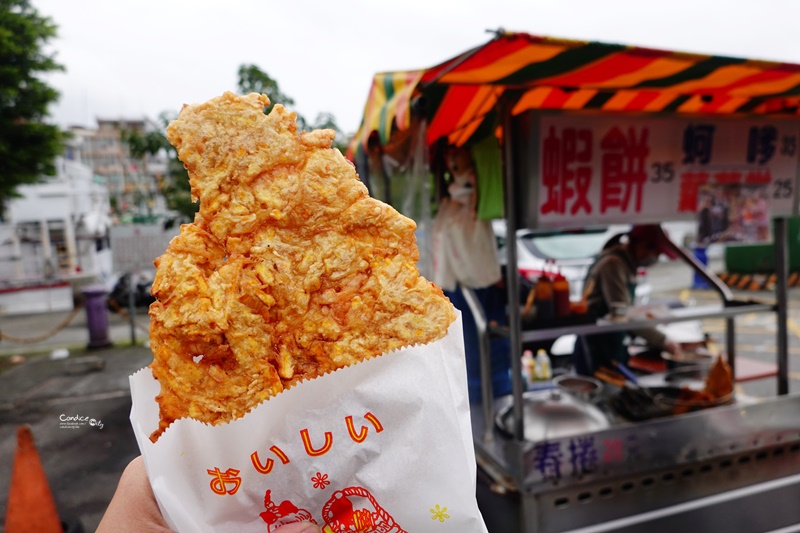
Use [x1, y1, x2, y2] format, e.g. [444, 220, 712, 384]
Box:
[0, 137, 113, 314]
[69, 117, 169, 222]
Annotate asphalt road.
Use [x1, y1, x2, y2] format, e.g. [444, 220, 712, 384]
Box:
[0, 260, 798, 532]
[0, 307, 151, 532]
[647, 257, 800, 398]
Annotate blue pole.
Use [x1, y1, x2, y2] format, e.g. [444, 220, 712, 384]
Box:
[691, 246, 710, 289]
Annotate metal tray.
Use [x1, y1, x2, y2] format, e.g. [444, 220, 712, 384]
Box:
[495, 389, 610, 442]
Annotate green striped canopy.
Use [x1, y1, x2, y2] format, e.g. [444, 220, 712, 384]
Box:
[348, 31, 800, 158]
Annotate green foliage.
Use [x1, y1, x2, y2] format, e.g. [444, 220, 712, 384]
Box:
[237, 64, 296, 117]
[123, 67, 351, 222]
[121, 127, 166, 157]
[0, 0, 64, 215]
[161, 156, 196, 222]
[311, 111, 338, 131]
[310, 111, 348, 152]
[236, 64, 348, 150]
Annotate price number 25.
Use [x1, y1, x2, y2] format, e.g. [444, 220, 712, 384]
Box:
[773, 179, 794, 200]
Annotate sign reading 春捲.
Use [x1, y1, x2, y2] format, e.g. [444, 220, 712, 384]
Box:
[536, 115, 800, 229]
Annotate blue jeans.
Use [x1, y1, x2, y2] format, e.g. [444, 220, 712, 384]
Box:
[445, 285, 512, 402]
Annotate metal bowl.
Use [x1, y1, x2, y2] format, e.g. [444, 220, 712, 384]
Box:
[553, 374, 603, 402]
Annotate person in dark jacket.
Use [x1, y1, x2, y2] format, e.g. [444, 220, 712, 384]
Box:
[573, 224, 681, 375]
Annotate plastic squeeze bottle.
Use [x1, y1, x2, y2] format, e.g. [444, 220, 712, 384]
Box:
[535, 349, 552, 380]
[635, 267, 648, 305]
[521, 349, 535, 387]
[534, 263, 555, 320]
[553, 271, 571, 318]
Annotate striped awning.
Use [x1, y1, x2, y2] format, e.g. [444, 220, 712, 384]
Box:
[348, 32, 800, 159]
[355, 70, 425, 147]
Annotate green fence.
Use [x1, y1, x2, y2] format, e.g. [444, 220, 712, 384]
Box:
[725, 217, 800, 273]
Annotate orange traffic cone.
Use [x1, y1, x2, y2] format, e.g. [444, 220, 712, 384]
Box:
[4, 424, 62, 533]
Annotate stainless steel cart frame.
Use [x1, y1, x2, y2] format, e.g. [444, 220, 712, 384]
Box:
[466, 97, 799, 532]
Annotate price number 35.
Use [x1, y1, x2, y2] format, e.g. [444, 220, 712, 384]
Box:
[650, 162, 675, 183]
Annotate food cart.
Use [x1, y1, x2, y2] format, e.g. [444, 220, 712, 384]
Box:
[348, 32, 800, 532]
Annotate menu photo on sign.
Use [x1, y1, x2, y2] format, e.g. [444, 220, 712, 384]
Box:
[696, 183, 771, 245]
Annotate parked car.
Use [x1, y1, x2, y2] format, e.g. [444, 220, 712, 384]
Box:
[491, 221, 652, 305]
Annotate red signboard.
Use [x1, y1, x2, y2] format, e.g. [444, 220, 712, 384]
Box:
[536, 115, 799, 229]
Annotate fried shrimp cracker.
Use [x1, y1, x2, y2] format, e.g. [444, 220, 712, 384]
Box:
[704, 355, 734, 399]
[148, 92, 455, 441]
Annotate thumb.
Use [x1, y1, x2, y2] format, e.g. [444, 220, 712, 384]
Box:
[273, 522, 322, 533]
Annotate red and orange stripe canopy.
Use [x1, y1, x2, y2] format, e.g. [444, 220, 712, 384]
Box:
[348, 32, 800, 159]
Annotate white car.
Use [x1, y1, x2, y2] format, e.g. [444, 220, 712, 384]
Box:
[491, 221, 652, 305]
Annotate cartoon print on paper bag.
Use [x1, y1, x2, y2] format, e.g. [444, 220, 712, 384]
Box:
[322, 487, 406, 533]
[260, 486, 406, 533]
[260, 490, 317, 532]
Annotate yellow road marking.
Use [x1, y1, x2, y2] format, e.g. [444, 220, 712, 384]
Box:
[666, 290, 800, 362]
[679, 289, 691, 306]
[723, 344, 800, 356]
[788, 317, 800, 339]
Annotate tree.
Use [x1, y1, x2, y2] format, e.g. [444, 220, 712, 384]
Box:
[236, 64, 347, 151]
[124, 67, 351, 222]
[311, 111, 348, 153]
[0, 0, 64, 217]
[237, 64, 300, 121]
[122, 111, 197, 223]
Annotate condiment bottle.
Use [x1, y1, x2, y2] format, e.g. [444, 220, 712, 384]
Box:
[534, 265, 554, 320]
[635, 267, 647, 305]
[535, 349, 552, 380]
[553, 271, 571, 318]
[521, 349, 535, 387]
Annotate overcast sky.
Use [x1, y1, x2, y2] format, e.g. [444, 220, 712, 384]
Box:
[32, 0, 800, 135]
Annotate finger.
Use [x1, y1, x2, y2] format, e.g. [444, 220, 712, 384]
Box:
[97, 456, 172, 532]
[274, 522, 322, 533]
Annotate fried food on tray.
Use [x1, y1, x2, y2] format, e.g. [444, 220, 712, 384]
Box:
[704, 355, 734, 399]
[148, 92, 455, 441]
[672, 355, 733, 415]
[673, 389, 715, 415]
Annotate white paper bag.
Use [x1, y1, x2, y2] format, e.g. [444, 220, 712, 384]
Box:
[129, 314, 488, 532]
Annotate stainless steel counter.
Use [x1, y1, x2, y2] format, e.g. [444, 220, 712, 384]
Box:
[473, 392, 800, 532]
[460, 242, 793, 531]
